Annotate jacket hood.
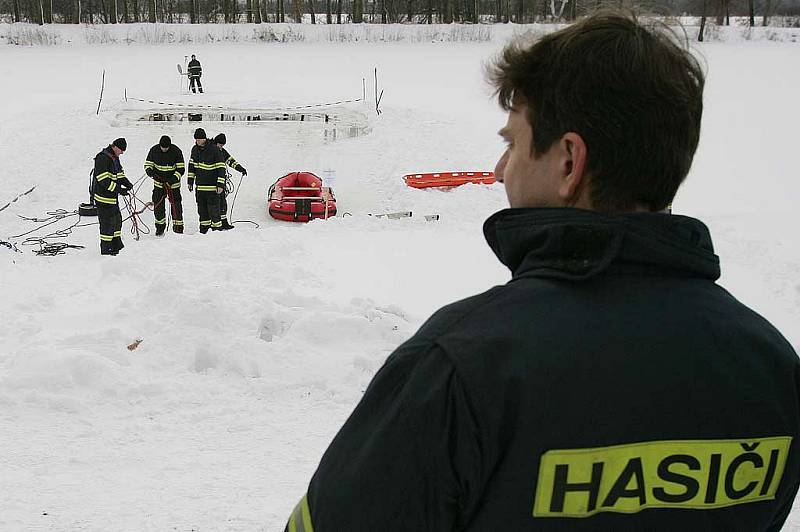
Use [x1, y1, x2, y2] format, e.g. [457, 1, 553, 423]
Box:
[484, 208, 720, 282]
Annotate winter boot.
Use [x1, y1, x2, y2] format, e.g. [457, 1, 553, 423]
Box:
[173, 225, 183, 234]
[155, 225, 166, 237]
[221, 221, 234, 230]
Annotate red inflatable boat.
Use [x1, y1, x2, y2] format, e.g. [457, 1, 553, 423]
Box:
[268, 172, 337, 222]
[403, 171, 496, 189]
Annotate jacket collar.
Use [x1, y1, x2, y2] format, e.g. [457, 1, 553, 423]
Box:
[484, 208, 720, 282]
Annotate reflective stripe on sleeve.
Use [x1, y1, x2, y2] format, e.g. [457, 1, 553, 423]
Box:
[287, 495, 314, 532]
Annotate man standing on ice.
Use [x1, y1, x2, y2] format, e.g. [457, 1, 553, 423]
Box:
[213, 133, 247, 230]
[144, 135, 185, 235]
[188, 54, 203, 94]
[188, 128, 225, 233]
[93, 138, 133, 256]
[285, 12, 800, 532]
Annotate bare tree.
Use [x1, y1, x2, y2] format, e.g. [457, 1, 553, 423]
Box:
[698, 0, 707, 41]
[326, 0, 331, 21]
[309, 0, 316, 22]
[353, 0, 363, 21]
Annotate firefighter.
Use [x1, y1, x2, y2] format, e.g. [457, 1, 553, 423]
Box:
[144, 135, 185, 235]
[144, 135, 186, 236]
[213, 133, 247, 230]
[188, 54, 203, 94]
[93, 138, 133, 256]
[284, 13, 800, 532]
[187, 128, 225, 233]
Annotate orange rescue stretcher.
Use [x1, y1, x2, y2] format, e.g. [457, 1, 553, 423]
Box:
[403, 171, 496, 189]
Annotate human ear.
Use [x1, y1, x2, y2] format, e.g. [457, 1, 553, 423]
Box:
[558, 132, 589, 203]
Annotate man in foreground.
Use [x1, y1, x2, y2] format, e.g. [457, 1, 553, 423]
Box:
[93, 137, 132, 256]
[285, 13, 800, 531]
[187, 128, 225, 233]
[144, 135, 185, 235]
[213, 133, 247, 230]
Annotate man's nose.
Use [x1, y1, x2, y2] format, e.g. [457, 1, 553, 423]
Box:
[494, 152, 507, 183]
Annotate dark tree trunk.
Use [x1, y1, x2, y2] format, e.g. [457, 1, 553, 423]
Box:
[748, 0, 754, 25]
[698, 0, 707, 41]
[336, 0, 341, 21]
[148, 0, 155, 21]
[325, 0, 331, 22]
[353, 0, 363, 21]
[309, 0, 316, 23]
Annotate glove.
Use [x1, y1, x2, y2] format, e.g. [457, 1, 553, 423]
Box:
[188, 183, 194, 192]
[119, 188, 129, 196]
[216, 187, 223, 194]
[240, 167, 247, 176]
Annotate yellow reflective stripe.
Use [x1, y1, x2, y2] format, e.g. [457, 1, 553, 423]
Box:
[217, 177, 226, 184]
[194, 163, 222, 170]
[153, 181, 163, 189]
[100, 234, 114, 241]
[199, 220, 212, 226]
[176, 162, 185, 168]
[108, 181, 117, 192]
[174, 171, 181, 179]
[173, 220, 184, 226]
[288, 495, 313, 532]
[144, 161, 154, 168]
[94, 194, 117, 205]
[188, 173, 196, 178]
[155, 218, 166, 224]
[226, 156, 238, 167]
[151, 163, 177, 171]
[533, 436, 792, 518]
[113, 231, 122, 237]
[196, 186, 217, 192]
[211, 221, 222, 228]
[95, 172, 112, 181]
[170, 183, 181, 189]
[220, 214, 228, 220]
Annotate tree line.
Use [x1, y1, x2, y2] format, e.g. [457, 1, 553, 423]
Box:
[2, 0, 797, 28]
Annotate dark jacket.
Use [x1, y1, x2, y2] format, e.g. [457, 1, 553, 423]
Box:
[188, 59, 202, 78]
[144, 144, 185, 189]
[292, 208, 800, 532]
[218, 146, 244, 174]
[188, 142, 225, 193]
[93, 146, 133, 206]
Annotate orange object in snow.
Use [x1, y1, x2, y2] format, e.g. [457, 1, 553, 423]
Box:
[268, 172, 337, 222]
[403, 171, 496, 189]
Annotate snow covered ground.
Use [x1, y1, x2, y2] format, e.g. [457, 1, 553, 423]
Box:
[0, 25, 798, 530]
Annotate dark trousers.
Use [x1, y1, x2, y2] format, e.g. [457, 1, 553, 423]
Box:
[97, 203, 123, 255]
[220, 190, 229, 221]
[189, 76, 203, 93]
[196, 191, 221, 233]
[153, 186, 183, 232]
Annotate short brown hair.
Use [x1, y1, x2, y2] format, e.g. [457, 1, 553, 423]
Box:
[489, 12, 704, 212]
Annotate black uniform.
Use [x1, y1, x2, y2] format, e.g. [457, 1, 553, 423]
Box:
[93, 146, 133, 255]
[188, 142, 225, 232]
[188, 58, 203, 93]
[287, 208, 800, 531]
[218, 146, 246, 228]
[144, 144, 185, 234]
